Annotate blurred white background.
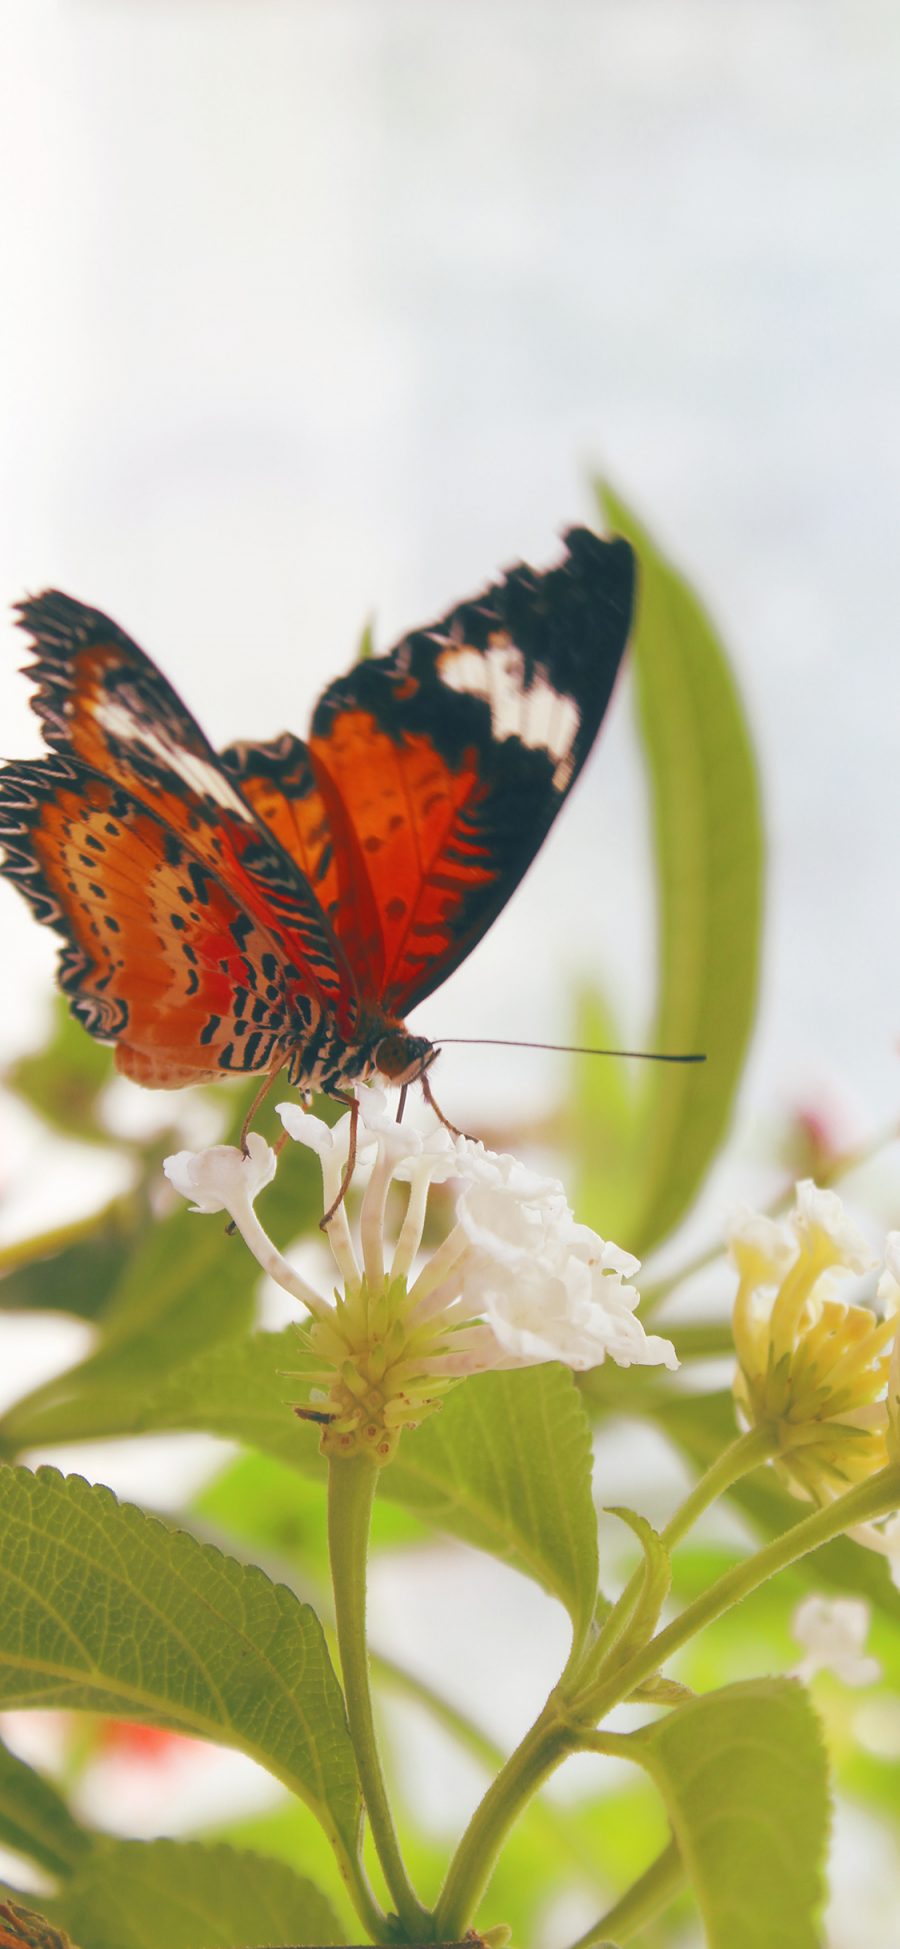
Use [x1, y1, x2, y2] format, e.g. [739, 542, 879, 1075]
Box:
[1, 4, 899, 1942]
[2, 0, 899, 1133]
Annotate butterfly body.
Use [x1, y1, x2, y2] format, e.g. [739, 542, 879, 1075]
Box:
[0, 530, 634, 1102]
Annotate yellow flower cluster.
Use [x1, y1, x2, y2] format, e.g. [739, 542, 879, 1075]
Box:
[731, 1185, 900, 1537]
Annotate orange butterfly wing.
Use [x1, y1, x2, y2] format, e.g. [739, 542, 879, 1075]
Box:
[312, 528, 634, 1015]
[14, 592, 357, 1033]
[0, 753, 302, 1085]
[219, 724, 468, 1008]
[227, 529, 634, 1019]
[2, 530, 633, 1088]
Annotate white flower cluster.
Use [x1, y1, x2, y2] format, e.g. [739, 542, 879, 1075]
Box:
[165, 1085, 676, 1406]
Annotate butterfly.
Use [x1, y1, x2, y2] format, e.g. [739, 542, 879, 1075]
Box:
[0, 1902, 71, 1949]
[0, 528, 635, 1128]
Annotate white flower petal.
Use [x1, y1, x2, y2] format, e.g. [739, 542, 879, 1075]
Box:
[793, 1180, 877, 1274]
[727, 1206, 797, 1285]
[878, 1232, 900, 1319]
[462, 1243, 675, 1376]
[450, 1139, 566, 1201]
[276, 1101, 372, 1165]
[456, 1177, 569, 1265]
[791, 1594, 882, 1687]
[567, 1224, 642, 1282]
[392, 1125, 460, 1185]
[163, 1133, 276, 1216]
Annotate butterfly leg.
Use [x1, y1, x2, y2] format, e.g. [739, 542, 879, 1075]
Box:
[420, 1071, 476, 1144]
[239, 1053, 288, 1155]
[319, 1092, 359, 1230]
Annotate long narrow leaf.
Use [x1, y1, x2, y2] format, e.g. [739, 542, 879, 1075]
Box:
[0, 1737, 91, 1879]
[597, 485, 764, 1251]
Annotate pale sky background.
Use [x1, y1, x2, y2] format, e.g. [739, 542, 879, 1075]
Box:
[1, 5, 899, 1943]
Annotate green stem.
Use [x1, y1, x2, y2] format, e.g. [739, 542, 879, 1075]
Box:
[433, 1704, 576, 1940]
[576, 1424, 777, 1692]
[361, 1648, 613, 1901]
[567, 1838, 684, 1948]
[328, 1452, 428, 1938]
[575, 1463, 900, 1720]
[435, 1425, 780, 1935]
[335, 1848, 393, 1945]
[659, 1425, 779, 1549]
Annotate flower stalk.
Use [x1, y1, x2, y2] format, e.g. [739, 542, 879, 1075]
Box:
[567, 1837, 685, 1948]
[327, 1450, 430, 1939]
[434, 1703, 579, 1940]
[435, 1436, 900, 1937]
[574, 1422, 779, 1692]
[157, 1131, 900, 1943]
[575, 1462, 900, 1725]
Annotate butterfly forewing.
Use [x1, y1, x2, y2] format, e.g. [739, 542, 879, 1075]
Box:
[305, 527, 635, 1014]
[14, 591, 356, 1029]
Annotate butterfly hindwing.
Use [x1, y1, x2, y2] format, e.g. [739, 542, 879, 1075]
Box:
[220, 727, 409, 1003]
[14, 591, 357, 1030]
[0, 753, 303, 1084]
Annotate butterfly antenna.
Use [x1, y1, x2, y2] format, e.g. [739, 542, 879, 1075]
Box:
[433, 1037, 706, 1063]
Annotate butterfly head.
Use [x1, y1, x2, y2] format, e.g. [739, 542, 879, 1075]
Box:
[373, 1026, 437, 1089]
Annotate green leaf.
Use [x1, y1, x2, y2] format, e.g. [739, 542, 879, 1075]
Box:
[84, 1336, 599, 1628]
[602, 1507, 671, 1658]
[0, 1323, 321, 1461]
[0, 1213, 258, 1451]
[629, 1678, 830, 1948]
[388, 1367, 600, 1635]
[6, 1334, 600, 1629]
[569, 985, 639, 1243]
[138, 1330, 323, 1465]
[0, 1200, 146, 1323]
[597, 484, 764, 1253]
[0, 1107, 326, 1454]
[0, 1736, 91, 1878]
[6, 998, 114, 1145]
[355, 615, 376, 662]
[47, 1838, 344, 1949]
[0, 1467, 360, 1864]
[194, 1450, 429, 1584]
[3, 1309, 596, 1629]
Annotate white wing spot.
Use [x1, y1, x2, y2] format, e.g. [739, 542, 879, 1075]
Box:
[95, 699, 254, 819]
[435, 637, 579, 789]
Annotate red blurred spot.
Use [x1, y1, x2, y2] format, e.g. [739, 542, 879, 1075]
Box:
[97, 1720, 196, 1764]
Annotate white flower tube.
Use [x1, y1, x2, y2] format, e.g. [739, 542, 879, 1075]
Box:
[163, 1133, 331, 1320]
